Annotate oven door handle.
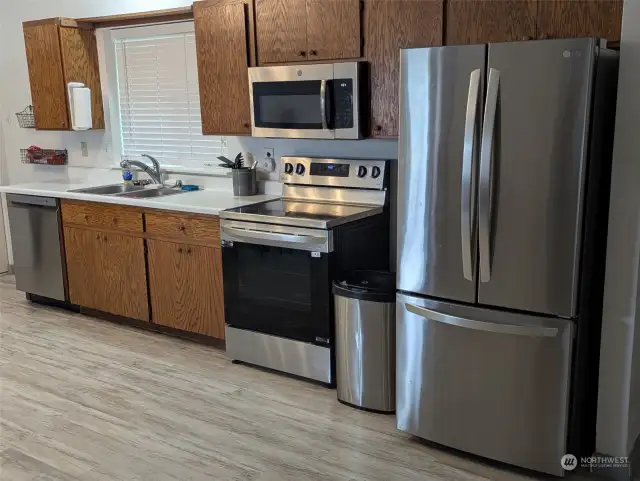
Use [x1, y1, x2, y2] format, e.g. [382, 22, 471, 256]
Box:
[221, 226, 327, 247]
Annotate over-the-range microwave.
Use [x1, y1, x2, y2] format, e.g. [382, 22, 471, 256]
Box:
[248, 62, 365, 140]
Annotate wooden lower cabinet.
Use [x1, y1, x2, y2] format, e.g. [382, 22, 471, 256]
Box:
[64, 226, 149, 321]
[147, 239, 225, 339]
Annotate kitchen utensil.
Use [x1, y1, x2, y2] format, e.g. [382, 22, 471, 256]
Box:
[234, 153, 245, 169]
[218, 156, 236, 168]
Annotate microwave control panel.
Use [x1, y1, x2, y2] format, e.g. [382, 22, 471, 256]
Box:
[331, 79, 353, 129]
[281, 157, 388, 190]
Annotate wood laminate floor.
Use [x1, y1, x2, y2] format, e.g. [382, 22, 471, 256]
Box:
[0, 275, 584, 480]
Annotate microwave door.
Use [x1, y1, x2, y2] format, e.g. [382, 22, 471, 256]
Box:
[249, 65, 335, 139]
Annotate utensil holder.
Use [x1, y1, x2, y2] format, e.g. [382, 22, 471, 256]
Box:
[232, 168, 257, 196]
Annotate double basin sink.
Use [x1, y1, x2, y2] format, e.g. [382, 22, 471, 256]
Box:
[70, 183, 186, 199]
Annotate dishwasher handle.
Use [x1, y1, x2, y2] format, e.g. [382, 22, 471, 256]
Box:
[6, 194, 58, 209]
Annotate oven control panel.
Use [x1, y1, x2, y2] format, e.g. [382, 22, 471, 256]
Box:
[280, 157, 388, 190]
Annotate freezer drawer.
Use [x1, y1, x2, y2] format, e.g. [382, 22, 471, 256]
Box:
[396, 292, 573, 476]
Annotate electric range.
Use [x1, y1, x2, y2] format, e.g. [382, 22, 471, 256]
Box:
[219, 156, 391, 384]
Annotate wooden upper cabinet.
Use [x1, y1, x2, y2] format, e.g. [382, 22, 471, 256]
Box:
[23, 20, 104, 130]
[58, 27, 105, 130]
[256, 0, 361, 64]
[194, 0, 254, 135]
[537, 0, 623, 42]
[306, 0, 361, 61]
[23, 24, 69, 130]
[364, 0, 443, 138]
[446, 0, 537, 45]
[256, 0, 308, 63]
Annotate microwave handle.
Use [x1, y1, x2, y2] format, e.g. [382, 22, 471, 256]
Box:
[320, 79, 329, 131]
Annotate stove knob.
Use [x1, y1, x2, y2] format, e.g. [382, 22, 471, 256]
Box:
[357, 165, 367, 178]
[296, 163, 306, 175]
[371, 166, 381, 179]
[284, 162, 294, 174]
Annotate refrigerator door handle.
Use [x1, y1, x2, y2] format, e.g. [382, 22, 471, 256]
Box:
[404, 302, 559, 337]
[479, 68, 500, 283]
[461, 69, 481, 282]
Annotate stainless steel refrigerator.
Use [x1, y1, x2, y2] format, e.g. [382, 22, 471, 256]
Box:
[396, 38, 618, 476]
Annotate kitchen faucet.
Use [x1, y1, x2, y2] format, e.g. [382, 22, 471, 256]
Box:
[120, 154, 163, 184]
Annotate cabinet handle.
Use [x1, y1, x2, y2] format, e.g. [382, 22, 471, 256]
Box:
[178, 247, 183, 253]
[299, 50, 306, 57]
[375, 125, 382, 132]
[179, 225, 186, 232]
[522, 36, 531, 41]
[187, 248, 192, 254]
[85, 215, 89, 221]
[103, 235, 108, 241]
[309, 49, 318, 56]
[96, 233, 100, 240]
[243, 122, 250, 128]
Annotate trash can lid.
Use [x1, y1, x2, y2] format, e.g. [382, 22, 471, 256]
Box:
[332, 270, 395, 302]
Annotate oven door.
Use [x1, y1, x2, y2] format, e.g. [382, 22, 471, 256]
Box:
[221, 221, 334, 345]
[248, 63, 361, 140]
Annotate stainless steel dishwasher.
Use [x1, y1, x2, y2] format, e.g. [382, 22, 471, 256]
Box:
[7, 194, 66, 301]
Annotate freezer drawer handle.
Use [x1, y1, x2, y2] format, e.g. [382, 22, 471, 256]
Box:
[404, 302, 559, 337]
[461, 69, 481, 281]
[479, 68, 500, 283]
[221, 226, 326, 247]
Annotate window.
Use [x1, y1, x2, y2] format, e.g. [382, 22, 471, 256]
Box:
[109, 22, 226, 172]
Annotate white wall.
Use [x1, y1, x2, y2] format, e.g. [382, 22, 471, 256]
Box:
[596, 0, 640, 458]
[0, 0, 397, 263]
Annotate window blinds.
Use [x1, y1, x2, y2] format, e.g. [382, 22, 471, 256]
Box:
[114, 29, 226, 168]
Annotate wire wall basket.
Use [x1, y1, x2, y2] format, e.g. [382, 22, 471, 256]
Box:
[21, 148, 68, 166]
[15, 106, 35, 128]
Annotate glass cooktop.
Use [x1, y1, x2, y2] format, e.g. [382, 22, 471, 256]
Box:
[221, 199, 382, 229]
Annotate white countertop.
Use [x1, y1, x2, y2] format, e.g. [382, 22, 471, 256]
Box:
[0, 179, 278, 216]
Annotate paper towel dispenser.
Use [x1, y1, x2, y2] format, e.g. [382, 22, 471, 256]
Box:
[67, 82, 92, 131]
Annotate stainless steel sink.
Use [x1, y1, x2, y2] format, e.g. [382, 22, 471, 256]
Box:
[117, 187, 185, 199]
[70, 184, 146, 195]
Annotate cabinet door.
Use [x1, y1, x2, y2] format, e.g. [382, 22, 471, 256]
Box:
[148, 240, 225, 339]
[306, 0, 361, 60]
[64, 227, 101, 309]
[23, 24, 69, 130]
[99, 232, 149, 321]
[446, 0, 537, 45]
[194, 1, 253, 135]
[256, 0, 308, 63]
[59, 27, 105, 130]
[537, 0, 623, 42]
[364, 0, 443, 138]
[64, 227, 149, 321]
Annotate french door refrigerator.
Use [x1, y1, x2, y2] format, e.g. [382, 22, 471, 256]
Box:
[396, 38, 618, 476]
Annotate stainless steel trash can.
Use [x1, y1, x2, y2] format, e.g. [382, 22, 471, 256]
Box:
[333, 271, 395, 413]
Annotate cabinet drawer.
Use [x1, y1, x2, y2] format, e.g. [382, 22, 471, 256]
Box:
[61, 201, 143, 233]
[145, 211, 220, 245]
